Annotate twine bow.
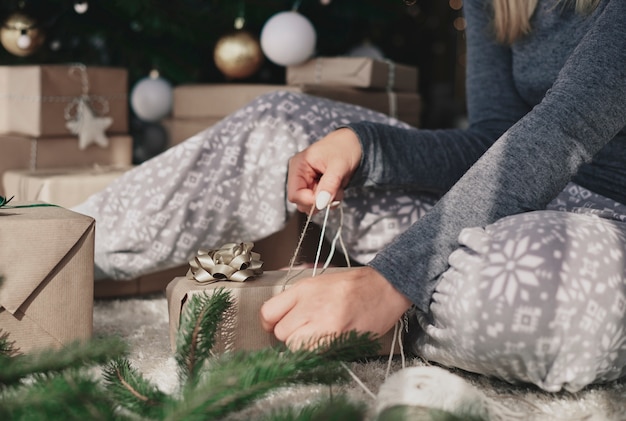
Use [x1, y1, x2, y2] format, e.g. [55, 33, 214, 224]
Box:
[187, 242, 263, 284]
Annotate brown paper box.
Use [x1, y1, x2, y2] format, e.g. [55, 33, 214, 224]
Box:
[170, 84, 421, 134]
[167, 267, 403, 356]
[0, 134, 133, 196]
[3, 165, 132, 208]
[0, 203, 95, 353]
[162, 117, 223, 147]
[300, 85, 421, 128]
[172, 84, 300, 119]
[287, 57, 418, 93]
[0, 65, 128, 137]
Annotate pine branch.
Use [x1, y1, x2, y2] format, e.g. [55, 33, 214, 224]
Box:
[0, 369, 118, 420]
[102, 357, 171, 419]
[0, 337, 128, 386]
[175, 288, 233, 385]
[261, 395, 366, 421]
[0, 330, 18, 358]
[163, 346, 354, 420]
[311, 331, 382, 362]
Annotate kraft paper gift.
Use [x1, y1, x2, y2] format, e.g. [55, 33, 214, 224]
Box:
[0, 134, 133, 196]
[286, 57, 419, 93]
[0, 203, 95, 353]
[299, 85, 421, 127]
[169, 84, 421, 141]
[3, 165, 132, 209]
[162, 117, 223, 147]
[167, 266, 404, 356]
[172, 84, 300, 119]
[0, 65, 128, 137]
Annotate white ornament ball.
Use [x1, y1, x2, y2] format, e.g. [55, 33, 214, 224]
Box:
[130, 75, 173, 122]
[260, 11, 316, 66]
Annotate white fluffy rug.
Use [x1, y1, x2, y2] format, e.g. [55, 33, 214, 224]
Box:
[93, 294, 626, 420]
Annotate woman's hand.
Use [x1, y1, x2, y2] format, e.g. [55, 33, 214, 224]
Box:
[287, 128, 363, 213]
[259, 266, 412, 350]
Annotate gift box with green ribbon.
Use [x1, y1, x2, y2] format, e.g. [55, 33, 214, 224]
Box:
[0, 199, 95, 353]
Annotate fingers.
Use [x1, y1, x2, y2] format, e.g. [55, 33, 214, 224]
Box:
[286, 128, 362, 213]
[259, 288, 298, 333]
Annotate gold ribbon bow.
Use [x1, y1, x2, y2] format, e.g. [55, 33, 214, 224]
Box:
[187, 242, 263, 284]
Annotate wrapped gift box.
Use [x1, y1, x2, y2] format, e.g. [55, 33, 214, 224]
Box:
[301, 85, 421, 128]
[172, 84, 300, 119]
[0, 134, 133, 196]
[169, 84, 420, 143]
[0, 203, 95, 353]
[286, 57, 418, 93]
[167, 267, 403, 356]
[162, 117, 223, 147]
[3, 165, 132, 208]
[0, 65, 128, 137]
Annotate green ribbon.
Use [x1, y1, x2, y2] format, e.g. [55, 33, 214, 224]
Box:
[0, 195, 59, 209]
[187, 242, 264, 284]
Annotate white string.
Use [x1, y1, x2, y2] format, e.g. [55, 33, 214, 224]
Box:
[280, 199, 407, 402]
[340, 361, 376, 400]
[311, 203, 331, 277]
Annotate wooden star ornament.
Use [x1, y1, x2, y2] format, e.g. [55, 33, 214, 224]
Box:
[66, 98, 113, 150]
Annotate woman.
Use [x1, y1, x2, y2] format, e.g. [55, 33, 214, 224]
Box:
[260, 0, 626, 393]
[74, 0, 626, 392]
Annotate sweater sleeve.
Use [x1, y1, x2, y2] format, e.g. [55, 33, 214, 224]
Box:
[363, 0, 626, 313]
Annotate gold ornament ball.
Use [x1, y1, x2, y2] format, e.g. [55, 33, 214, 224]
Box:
[0, 12, 45, 57]
[213, 30, 264, 79]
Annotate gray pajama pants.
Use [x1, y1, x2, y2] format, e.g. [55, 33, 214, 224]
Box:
[72, 91, 626, 392]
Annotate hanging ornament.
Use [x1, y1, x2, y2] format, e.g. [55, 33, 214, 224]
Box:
[0, 12, 45, 57]
[64, 65, 113, 150]
[132, 119, 169, 164]
[66, 99, 113, 150]
[130, 70, 173, 122]
[214, 13, 263, 80]
[73, 1, 89, 14]
[260, 10, 316, 66]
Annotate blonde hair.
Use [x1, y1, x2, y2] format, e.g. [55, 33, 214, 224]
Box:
[492, 0, 601, 44]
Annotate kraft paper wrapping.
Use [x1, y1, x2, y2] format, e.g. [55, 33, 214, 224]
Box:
[0, 203, 95, 353]
[0, 65, 128, 137]
[167, 267, 403, 356]
[287, 57, 419, 93]
[0, 134, 133, 196]
[169, 84, 421, 137]
[2, 165, 132, 208]
[162, 117, 223, 147]
[172, 84, 301, 119]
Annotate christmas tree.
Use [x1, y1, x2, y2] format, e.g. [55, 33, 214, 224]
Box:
[0, 0, 466, 129]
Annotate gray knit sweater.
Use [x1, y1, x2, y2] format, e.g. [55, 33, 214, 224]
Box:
[346, 0, 626, 313]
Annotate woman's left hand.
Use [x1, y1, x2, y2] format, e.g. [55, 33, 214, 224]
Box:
[259, 266, 412, 350]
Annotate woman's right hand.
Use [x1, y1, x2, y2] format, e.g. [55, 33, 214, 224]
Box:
[287, 128, 363, 213]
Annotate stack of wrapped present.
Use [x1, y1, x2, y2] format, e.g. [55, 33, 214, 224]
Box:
[0, 64, 134, 207]
[163, 56, 420, 146]
[0, 64, 135, 352]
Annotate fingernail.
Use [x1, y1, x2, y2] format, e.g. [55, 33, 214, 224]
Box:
[315, 191, 331, 210]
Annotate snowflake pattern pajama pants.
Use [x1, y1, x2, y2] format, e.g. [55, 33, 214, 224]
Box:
[72, 90, 626, 392]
